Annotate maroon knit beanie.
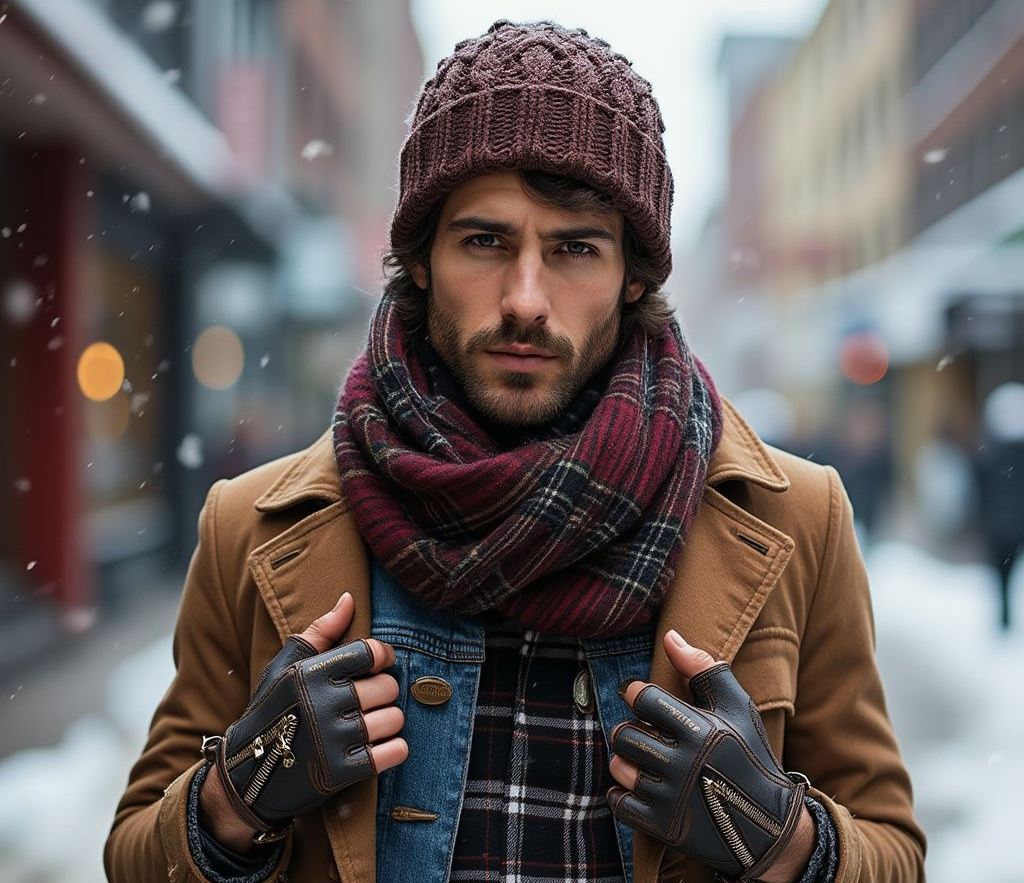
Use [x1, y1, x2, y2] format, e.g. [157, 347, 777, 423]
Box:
[390, 19, 674, 284]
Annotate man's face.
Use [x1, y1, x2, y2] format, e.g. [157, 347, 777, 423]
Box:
[411, 171, 644, 428]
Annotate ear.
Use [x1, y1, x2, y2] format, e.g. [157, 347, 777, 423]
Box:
[410, 262, 429, 290]
[624, 278, 645, 304]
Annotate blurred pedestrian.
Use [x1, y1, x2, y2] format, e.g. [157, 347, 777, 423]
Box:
[834, 396, 891, 544]
[974, 382, 1024, 631]
[105, 20, 924, 883]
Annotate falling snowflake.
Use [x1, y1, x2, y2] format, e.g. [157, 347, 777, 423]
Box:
[936, 353, 956, 371]
[127, 191, 151, 213]
[13, 478, 31, 493]
[140, 1, 178, 33]
[46, 336, 64, 351]
[2, 279, 38, 325]
[260, 354, 270, 368]
[26, 561, 36, 571]
[301, 139, 334, 161]
[163, 68, 181, 85]
[29, 92, 47, 105]
[130, 392, 150, 414]
[922, 148, 948, 164]
[177, 433, 204, 470]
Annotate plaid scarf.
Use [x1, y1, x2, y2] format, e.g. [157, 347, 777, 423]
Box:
[331, 292, 723, 637]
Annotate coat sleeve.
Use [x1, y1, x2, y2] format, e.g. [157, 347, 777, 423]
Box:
[784, 465, 926, 882]
[103, 479, 292, 882]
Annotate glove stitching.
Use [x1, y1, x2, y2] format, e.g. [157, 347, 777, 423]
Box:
[666, 728, 721, 842]
[294, 665, 333, 792]
[712, 727, 793, 790]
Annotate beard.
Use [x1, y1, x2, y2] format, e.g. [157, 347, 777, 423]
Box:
[425, 290, 624, 428]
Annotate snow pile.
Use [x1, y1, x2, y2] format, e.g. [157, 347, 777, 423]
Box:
[866, 541, 1024, 883]
[0, 636, 173, 882]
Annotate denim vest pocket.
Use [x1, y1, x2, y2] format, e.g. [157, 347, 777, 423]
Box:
[370, 560, 484, 883]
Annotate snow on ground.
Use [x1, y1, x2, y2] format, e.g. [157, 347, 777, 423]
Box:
[0, 542, 1020, 881]
[865, 541, 1024, 883]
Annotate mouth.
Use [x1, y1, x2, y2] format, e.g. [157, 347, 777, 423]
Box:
[485, 347, 558, 371]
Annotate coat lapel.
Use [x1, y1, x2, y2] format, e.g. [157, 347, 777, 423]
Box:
[632, 400, 796, 880]
[248, 431, 378, 883]
[246, 398, 795, 883]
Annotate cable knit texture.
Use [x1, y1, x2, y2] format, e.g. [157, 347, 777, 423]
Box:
[390, 19, 675, 284]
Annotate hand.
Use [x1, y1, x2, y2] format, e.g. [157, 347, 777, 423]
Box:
[199, 591, 407, 850]
[608, 629, 813, 882]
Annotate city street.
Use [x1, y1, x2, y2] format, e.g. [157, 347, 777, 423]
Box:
[0, 540, 1019, 882]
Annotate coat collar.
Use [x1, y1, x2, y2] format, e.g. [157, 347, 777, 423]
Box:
[252, 396, 789, 514]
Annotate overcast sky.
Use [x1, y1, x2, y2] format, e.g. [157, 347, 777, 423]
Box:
[410, 0, 828, 251]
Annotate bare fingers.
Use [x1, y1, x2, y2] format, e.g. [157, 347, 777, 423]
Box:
[608, 753, 640, 791]
[369, 737, 409, 772]
[352, 672, 399, 711]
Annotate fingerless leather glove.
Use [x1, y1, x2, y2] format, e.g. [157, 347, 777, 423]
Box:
[608, 662, 809, 882]
[200, 634, 378, 843]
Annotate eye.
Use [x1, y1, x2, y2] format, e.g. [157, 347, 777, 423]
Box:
[465, 233, 501, 250]
[558, 241, 597, 259]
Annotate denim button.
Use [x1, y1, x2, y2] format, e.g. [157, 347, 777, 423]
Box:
[410, 676, 453, 705]
[573, 667, 595, 714]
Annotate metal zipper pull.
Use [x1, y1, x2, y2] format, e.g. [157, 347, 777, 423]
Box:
[278, 732, 295, 768]
[242, 714, 299, 804]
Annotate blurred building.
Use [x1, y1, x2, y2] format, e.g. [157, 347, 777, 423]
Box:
[0, 0, 423, 666]
[688, 0, 1024, 543]
[674, 34, 796, 401]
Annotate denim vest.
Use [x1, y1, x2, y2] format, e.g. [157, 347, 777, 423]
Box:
[369, 558, 654, 883]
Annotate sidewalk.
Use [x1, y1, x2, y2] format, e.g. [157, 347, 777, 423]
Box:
[0, 575, 183, 758]
[0, 574, 183, 883]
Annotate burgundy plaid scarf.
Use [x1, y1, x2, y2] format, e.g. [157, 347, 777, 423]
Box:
[332, 292, 723, 637]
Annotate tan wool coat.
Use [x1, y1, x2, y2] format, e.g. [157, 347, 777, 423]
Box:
[104, 399, 927, 882]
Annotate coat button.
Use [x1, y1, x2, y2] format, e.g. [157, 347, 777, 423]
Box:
[410, 676, 452, 705]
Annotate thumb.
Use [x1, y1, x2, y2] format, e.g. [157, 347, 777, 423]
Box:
[663, 629, 719, 681]
[297, 591, 355, 653]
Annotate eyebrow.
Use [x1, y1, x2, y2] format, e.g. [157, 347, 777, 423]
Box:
[447, 215, 618, 244]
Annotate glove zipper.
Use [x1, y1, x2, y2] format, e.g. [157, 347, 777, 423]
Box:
[225, 712, 299, 791]
[701, 770, 783, 869]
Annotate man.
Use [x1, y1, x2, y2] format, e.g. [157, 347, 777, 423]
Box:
[105, 20, 925, 883]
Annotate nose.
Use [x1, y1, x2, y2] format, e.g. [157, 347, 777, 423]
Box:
[500, 249, 550, 328]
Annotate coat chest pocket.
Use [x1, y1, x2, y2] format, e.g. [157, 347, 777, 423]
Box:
[730, 626, 799, 712]
[729, 626, 799, 759]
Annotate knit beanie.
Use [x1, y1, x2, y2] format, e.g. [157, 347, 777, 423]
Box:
[390, 20, 674, 284]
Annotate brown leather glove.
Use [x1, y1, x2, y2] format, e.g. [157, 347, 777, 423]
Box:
[201, 634, 379, 843]
[607, 662, 808, 882]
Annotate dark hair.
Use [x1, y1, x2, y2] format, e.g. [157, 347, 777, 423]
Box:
[382, 169, 674, 345]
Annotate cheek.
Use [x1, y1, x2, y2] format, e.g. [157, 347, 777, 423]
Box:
[430, 261, 499, 324]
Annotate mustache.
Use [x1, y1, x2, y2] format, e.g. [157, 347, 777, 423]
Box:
[467, 321, 574, 360]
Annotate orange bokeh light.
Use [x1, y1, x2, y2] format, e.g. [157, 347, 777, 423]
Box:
[192, 325, 245, 389]
[839, 331, 889, 385]
[77, 341, 125, 402]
